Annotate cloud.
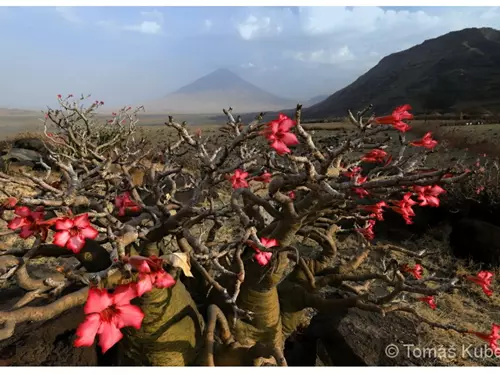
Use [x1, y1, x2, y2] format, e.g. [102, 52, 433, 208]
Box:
[240, 62, 255, 69]
[289, 46, 355, 65]
[55, 7, 82, 24]
[204, 19, 213, 31]
[124, 21, 162, 34]
[235, 14, 283, 40]
[99, 9, 165, 35]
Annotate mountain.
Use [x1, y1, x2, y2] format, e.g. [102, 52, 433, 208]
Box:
[143, 68, 297, 114]
[305, 27, 500, 119]
[0, 108, 38, 116]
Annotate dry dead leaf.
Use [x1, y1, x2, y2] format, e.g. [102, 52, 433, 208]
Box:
[163, 252, 193, 277]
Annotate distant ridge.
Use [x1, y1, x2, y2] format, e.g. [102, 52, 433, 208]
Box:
[304, 27, 500, 118]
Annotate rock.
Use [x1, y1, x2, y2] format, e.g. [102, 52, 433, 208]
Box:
[12, 138, 46, 153]
[449, 218, 500, 267]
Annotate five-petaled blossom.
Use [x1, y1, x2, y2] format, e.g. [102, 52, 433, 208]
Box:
[229, 169, 249, 189]
[410, 132, 438, 149]
[357, 220, 376, 240]
[419, 296, 437, 310]
[391, 192, 418, 224]
[468, 324, 500, 354]
[373, 104, 413, 132]
[262, 114, 299, 155]
[74, 284, 144, 354]
[115, 192, 141, 216]
[252, 171, 272, 184]
[359, 201, 387, 221]
[53, 214, 99, 253]
[8, 206, 48, 240]
[362, 149, 388, 163]
[401, 263, 423, 279]
[413, 185, 445, 207]
[466, 271, 494, 297]
[248, 237, 278, 266]
[127, 255, 176, 297]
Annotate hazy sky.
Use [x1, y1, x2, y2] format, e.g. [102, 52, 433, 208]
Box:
[2, 6, 500, 110]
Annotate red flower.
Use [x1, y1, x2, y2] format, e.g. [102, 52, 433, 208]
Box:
[401, 263, 423, 279]
[362, 149, 388, 163]
[410, 132, 438, 149]
[115, 192, 141, 216]
[391, 192, 417, 224]
[419, 296, 437, 310]
[57, 94, 62, 99]
[468, 324, 500, 354]
[466, 271, 494, 297]
[262, 113, 299, 155]
[53, 214, 99, 254]
[413, 185, 445, 207]
[344, 166, 362, 179]
[74, 284, 144, 354]
[359, 201, 387, 221]
[0, 197, 17, 215]
[229, 169, 249, 189]
[112, 112, 117, 116]
[374, 104, 413, 132]
[127, 255, 176, 297]
[357, 219, 376, 240]
[253, 171, 272, 184]
[195, 128, 202, 137]
[7, 206, 48, 240]
[249, 237, 278, 267]
[287, 191, 296, 200]
[476, 186, 485, 194]
[353, 187, 369, 198]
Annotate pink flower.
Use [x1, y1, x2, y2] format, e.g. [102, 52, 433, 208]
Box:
[229, 169, 249, 189]
[390, 192, 418, 224]
[357, 219, 376, 240]
[252, 171, 272, 184]
[343, 166, 362, 179]
[8, 206, 48, 240]
[248, 237, 279, 266]
[262, 114, 299, 155]
[410, 132, 438, 149]
[359, 201, 387, 221]
[468, 324, 500, 354]
[374, 104, 413, 132]
[74, 284, 144, 354]
[53, 214, 99, 254]
[127, 255, 176, 297]
[419, 296, 437, 310]
[115, 192, 141, 216]
[353, 187, 370, 198]
[413, 185, 445, 207]
[401, 263, 423, 279]
[287, 191, 296, 200]
[361, 149, 388, 163]
[466, 271, 494, 297]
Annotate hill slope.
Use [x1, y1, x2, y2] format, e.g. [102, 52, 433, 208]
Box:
[305, 27, 500, 119]
[143, 68, 296, 114]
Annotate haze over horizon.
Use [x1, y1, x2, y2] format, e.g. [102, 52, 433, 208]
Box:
[2, 6, 500, 110]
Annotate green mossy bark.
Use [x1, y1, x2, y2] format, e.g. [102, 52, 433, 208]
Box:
[118, 279, 204, 366]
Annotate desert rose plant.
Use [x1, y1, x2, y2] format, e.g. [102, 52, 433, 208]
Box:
[0, 96, 497, 365]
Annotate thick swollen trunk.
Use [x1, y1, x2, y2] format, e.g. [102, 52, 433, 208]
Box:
[117, 280, 204, 366]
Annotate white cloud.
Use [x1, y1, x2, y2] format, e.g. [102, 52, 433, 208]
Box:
[290, 45, 355, 65]
[140, 9, 164, 24]
[55, 7, 82, 24]
[235, 14, 284, 40]
[98, 10, 165, 35]
[240, 62, 255, 69]
[204, 19, 213, 31]
[124, 21, 162, 35]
